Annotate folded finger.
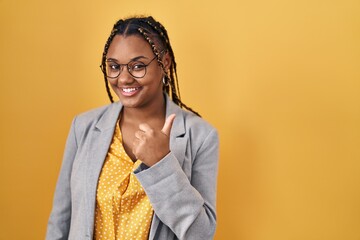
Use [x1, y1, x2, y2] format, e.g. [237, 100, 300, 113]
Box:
[138, 123, 152, 132]
[134, 130, 145, 140]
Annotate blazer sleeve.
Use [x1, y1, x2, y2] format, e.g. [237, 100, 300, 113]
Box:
[46, 117, 78, 240]
[134, 128, 219, 240]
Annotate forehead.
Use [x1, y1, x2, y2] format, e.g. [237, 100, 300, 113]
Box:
[107, 35, 153, 61]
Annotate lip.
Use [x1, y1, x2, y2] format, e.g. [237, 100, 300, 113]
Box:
[120, 86, 142, 97]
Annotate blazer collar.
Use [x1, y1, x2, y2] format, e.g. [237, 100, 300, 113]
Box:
[94, 102, 122, 131]
[165, 95, 186, 137]
[94, 94, 186, 137]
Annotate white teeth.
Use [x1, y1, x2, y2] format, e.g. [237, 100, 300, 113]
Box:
[122, 87, 138, 93]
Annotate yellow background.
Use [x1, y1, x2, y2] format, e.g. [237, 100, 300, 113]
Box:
[1, 0, 359, 239]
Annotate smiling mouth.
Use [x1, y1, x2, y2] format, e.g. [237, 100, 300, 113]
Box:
[120, 87, 142, 96]
[122, 87, 140, 93]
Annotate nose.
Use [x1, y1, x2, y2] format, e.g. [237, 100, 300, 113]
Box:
[116, 66, 135, 85]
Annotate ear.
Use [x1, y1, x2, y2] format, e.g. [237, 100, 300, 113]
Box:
[162, 51, 172, 71]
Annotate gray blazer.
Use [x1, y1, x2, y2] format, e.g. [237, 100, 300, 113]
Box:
[46, 95, 219, 240]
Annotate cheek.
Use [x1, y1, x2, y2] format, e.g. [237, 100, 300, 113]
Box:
[147, 76, 163, 89]
[141, 72, 162, 86]
[108, 80, 117, 89]
[108, 81, 122, 96]
[147, 64, 164, 78]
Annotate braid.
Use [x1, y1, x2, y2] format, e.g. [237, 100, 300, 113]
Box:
[140, 17, 200, 116]
[137, 28, 164, 69]
[139, 18, 169, 45]
[101, 22, 123, 103]
[101, 16, 200, 116]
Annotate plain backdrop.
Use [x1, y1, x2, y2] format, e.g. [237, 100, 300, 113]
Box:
[0, 0, 359, 239]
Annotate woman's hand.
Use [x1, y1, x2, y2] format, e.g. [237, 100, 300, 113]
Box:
[132, 114, 176, 167]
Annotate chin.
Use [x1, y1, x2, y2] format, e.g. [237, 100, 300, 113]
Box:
[118, 96, 145, 109]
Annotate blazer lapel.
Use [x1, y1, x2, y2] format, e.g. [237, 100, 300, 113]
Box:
[149, 96, 188, 239]
[166, 98, 187, 167]
[85, 102, 122, 235]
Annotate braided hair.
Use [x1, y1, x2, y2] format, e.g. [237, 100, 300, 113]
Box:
[100, 16, 200, 116]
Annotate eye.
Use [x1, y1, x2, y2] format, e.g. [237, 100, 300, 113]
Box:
[109, 63, 120, 71]
[106, 62, 120, 72]
[131, 62, 146, 72]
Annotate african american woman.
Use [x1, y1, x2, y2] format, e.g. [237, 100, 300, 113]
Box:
[46, 16, 219, 240]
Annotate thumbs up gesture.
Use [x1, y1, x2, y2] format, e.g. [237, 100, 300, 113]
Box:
[132, 114, 176, 167]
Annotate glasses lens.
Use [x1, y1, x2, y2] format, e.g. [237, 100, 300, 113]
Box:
[128, 61, 146, 78]
[105, 62, 120, 78]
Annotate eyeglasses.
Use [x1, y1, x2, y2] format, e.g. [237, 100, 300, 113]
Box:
[101, 55, 158, 79]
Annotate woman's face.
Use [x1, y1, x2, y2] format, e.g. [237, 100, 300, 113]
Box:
[106, 34, 168, 109]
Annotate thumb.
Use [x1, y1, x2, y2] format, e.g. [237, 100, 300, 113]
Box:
[161, 114, 176, 136]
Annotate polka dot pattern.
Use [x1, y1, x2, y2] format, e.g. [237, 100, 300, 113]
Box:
[94, 121, 154, 240]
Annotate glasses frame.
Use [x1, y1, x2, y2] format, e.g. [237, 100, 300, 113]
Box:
[101, 55, 158, 79]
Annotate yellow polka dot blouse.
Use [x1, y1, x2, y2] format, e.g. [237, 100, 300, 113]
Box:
[94, 121, 154, 240]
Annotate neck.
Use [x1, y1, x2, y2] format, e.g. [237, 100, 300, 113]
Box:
[122, 94, 166, 124]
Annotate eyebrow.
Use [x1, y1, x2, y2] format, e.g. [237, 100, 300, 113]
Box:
[106, 55, 149, 62]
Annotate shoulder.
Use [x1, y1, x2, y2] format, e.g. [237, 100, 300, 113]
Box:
[173, 104, 219, 151]
[76, 103, 112, 122]
[166, 96, 217, 141]
[175, 107, 219, 165]
[72, 102, 121, 133]
[182, 109, 217, 136]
